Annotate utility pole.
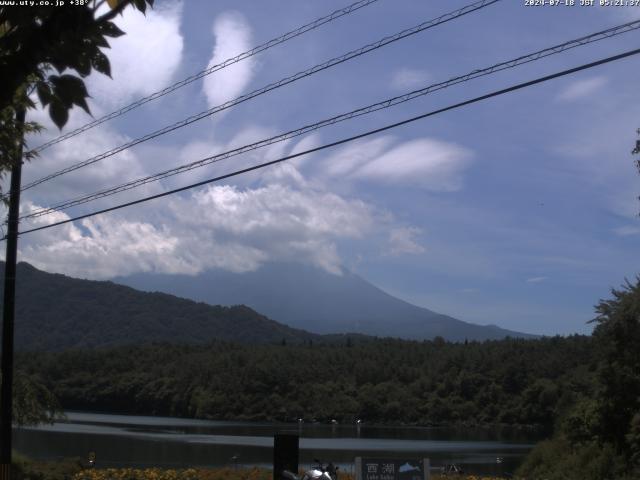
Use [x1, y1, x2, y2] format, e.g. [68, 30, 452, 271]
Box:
[0, 107, 26, 480]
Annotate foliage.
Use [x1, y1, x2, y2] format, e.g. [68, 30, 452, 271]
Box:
[0, 0, 153, 193]
[188, 468, 271, 480]
[18, 335, 594, 428]
[73, 468, 200, 480]
[516, 435, 629, 480]
[634, 130, 640, 212]
[11, 453, 84, 480]
[591, 279, 640, 449]
[72, 468, 278, 480]
[430, 478, 507, 480]
[0, 91, 41, 184]
[12, 371, 62, 425]
[0, 0, 154, 123]
[0, 370, 61, 426]
[0, 262, 320, 350]
[518, 278, 640, 479]
[7, 461, 512, 480]
[70, 468, 509, 480]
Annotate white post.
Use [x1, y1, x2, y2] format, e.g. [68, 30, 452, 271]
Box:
[355, 457, 362, 480]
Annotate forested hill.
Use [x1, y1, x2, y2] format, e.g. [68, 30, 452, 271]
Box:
[0, 262, 321, 350]
[19, 335, 594, 428]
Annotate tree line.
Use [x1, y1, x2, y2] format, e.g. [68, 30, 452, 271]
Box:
[19, 335, 594, 429]
[15, 277, 640, 478]
[516, 279, 640, 479]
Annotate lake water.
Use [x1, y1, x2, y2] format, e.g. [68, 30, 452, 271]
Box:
[14, 412, 543, 476]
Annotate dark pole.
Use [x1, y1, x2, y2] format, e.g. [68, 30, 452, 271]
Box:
[0, 107, 26, 479]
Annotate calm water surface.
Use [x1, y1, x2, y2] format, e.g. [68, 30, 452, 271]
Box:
[14, 412, 543, 476]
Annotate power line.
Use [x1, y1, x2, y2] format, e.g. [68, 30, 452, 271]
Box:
[22, 19, 640, 221]
[23, 18, 640, 219]
[28, 0, 382, 155]
[18, 0, 501, 195]
[15, 47, 640, 239]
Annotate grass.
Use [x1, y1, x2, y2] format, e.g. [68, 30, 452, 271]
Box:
[11, 453, 84, 479]
[72, 470, 508, 480]
[9, 457, 512, 480]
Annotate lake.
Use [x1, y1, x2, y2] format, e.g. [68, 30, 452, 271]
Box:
[14, 412, 543, 476]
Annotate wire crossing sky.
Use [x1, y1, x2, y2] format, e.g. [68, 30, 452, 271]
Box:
[27, 0, 382, 155]
[20, 18, 640, 221]
[15, 47, 640, 238]
[19, 0, 501, 194]
[12, 1, 640, 336]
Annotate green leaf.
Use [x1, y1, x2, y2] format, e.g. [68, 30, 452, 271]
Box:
[50, 59, 66, 74]
[100, 21, 125, 38]
[93, 34, 110, 49]
[74, 94, 91, 116]
[50, 75, 89, 115]
[133, 0, 147, 14]
[49, 100, 69, 130]
[91, 50, 111, 77]
[48, 75, 67, 105]
[36, 81, 52, 107]
[51, 75, 85, 98]
[74, 53, 91, 77]
[23, 95, 36, 109]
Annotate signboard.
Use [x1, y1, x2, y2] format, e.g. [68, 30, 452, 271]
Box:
[355, 458, 430, 480]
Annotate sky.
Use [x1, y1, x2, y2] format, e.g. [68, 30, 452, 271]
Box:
[5, 0, 640, 336]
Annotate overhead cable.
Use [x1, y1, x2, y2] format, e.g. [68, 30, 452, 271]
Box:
[28, 0, 382, 154]
[18, 0, 501, 195]
[14, 46, 640, 238]
[21, 19, 640, 220]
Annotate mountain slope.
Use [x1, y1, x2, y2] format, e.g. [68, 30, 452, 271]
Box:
[115, 262, 535, 341]
[0, 262, 319, 350]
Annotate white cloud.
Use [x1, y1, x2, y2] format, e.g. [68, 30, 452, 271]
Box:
[203, 11, 255, 109]
[260, 162, 308, 189]
[87, 2, 184, 109]
[20, 210, 187, 279]
[391, 68, 431, 91]
[526, 276, 548, 283]
[322, 137, 394, 178]
[613, 225, 640, 236]
[352, 138, 473, 191]
[318, 136, 472, 191]
[19, 184, 377, 279]
[228, 125, 275, 150]
[289, 133, 323, 167]
[18, 3, 184, 204]
[20, 117, 151, 212]
[388, 227, 425, 256]
[597, 4, 640, 21]
[552, 107, 638, 218]
[257, 134, 324, 188]
[557, 77, 607, 102]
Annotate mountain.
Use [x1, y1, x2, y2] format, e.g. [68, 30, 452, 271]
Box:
[115, 262, 535, 341]
[0, 262, 321, 351]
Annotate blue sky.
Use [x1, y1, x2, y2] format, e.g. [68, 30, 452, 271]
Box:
[10, 0, 640, 336]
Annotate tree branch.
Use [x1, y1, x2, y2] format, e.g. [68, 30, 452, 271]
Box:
[95, 0, 135, 24]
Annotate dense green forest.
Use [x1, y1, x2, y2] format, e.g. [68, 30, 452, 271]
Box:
[14, 278, 640, 479]
[19, 335, 594, 428]
[1, 262, 531, 349]
[516, 279, 640, 479]
[1, 262, 322, 350]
